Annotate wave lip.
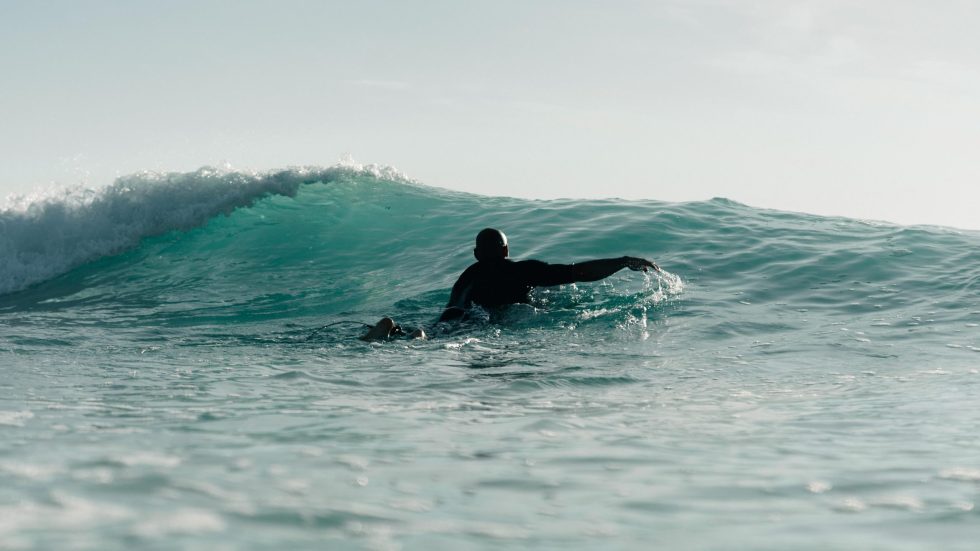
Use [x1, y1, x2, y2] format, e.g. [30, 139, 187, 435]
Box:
[0, 163, 407, 296]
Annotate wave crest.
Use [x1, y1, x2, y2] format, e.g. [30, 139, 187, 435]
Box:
[0, 164, 408, 296]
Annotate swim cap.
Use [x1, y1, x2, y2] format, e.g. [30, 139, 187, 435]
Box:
[474, 228, 508, 260]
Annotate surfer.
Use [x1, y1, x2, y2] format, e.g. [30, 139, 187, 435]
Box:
[360, 228, 659, 340]
[438, 228, 659, 321]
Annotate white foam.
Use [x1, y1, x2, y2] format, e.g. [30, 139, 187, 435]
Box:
[806, 480, 832, 494]
[939, 467, 980, 482]
[0, 410, 34, 427]
[0, 461, 62, 480]
[0, 492, 132, 538]
[132, 508, 226, 538]
[0, 163, 409, 296]
[116, 452, 182, 469]
[870, 495, 924, 511]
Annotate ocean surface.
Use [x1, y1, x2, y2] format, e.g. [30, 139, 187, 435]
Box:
[2, 165, 979, 550]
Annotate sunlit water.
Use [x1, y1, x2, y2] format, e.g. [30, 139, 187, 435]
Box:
[2, 166, 979, 549]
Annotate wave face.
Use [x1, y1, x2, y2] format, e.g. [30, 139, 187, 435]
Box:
[2, 166, 980, 549]
[3, 166, 977, 345]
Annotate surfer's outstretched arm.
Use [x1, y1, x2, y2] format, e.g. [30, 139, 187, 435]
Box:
[571, 256, 660, 282]
[527, 256, 660, 286]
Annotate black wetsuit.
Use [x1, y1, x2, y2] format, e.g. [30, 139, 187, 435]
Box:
[439, 255, 653, 322]
[446, 259, 579, 310]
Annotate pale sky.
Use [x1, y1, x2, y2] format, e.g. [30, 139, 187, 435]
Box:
[2, 0, 978, 229]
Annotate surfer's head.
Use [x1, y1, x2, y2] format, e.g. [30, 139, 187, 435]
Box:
[474, 228, 508, 261]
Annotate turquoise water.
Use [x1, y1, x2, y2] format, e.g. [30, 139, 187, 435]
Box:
[2, 166, 979, 550]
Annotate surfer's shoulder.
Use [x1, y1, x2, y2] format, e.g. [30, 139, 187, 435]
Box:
[512, 258, 551, 274]
[514, 258, 547, 267]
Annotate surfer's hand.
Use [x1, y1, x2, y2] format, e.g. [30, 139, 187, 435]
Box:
[624, 257, 659, 273]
